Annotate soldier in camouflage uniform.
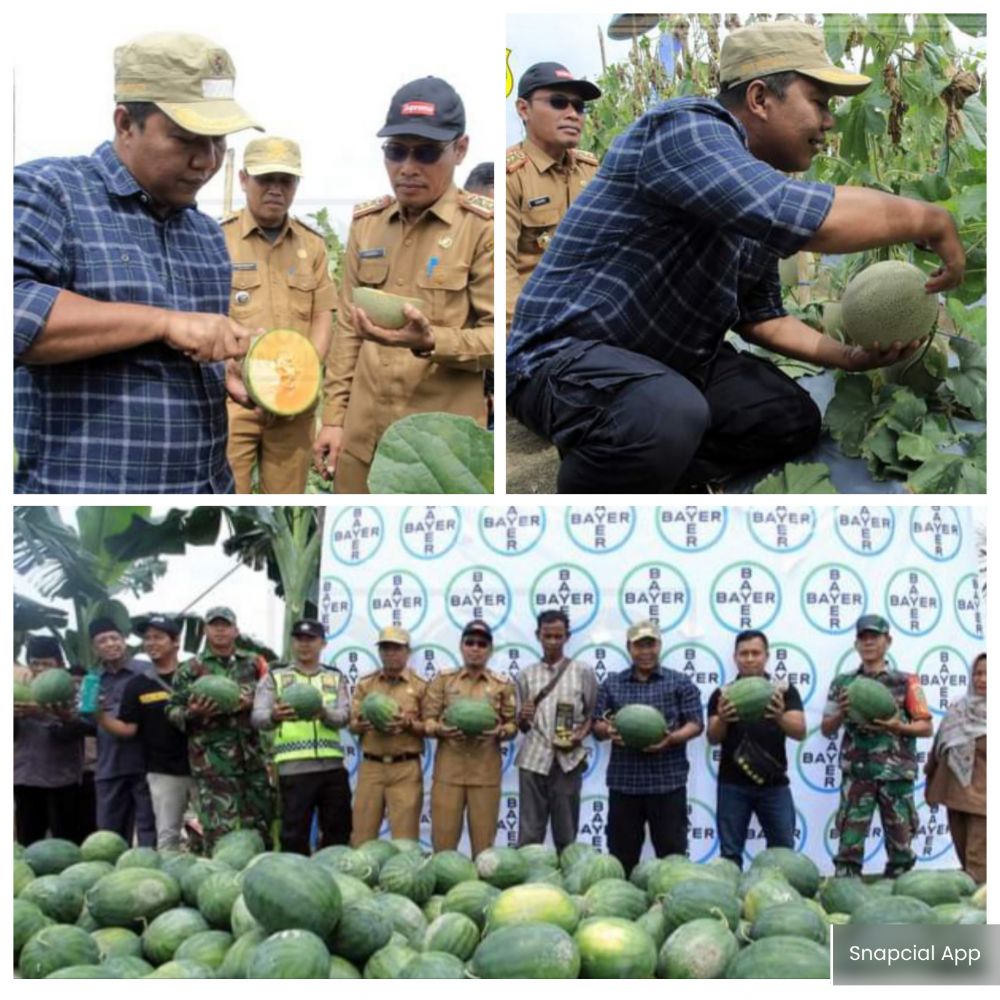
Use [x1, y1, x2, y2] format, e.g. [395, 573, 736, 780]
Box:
[821, 614, 933, 877]
[166, 606, 273, 851]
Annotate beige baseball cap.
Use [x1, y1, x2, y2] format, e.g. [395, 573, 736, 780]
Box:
[627, 620, 662, 643]
[720, 21, 871, 96]
[378, 626, 411, 646]
[114, 32, 262, 136]
[244, 137, 303, 177]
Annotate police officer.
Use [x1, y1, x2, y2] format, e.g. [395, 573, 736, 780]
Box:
[506, 62, 600, 330]
[423, 620, 516, 856]
[252, 618, 351, 853]
[821, 614, 933, 877]
[313, 76, 494, 494]
[349, 626, 427, 844]
[223, 137, 337, 493]
[166, 606, 272, 851]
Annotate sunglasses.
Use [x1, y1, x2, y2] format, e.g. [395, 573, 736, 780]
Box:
[462, 637, 490, 648]
[382, 140, 455, 164]
[531, 94, 588, 115]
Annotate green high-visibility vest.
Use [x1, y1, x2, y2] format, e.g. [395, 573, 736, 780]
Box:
[272, 667, 344, 765]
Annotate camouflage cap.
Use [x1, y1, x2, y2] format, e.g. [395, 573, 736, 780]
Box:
[378, 626, 411, 646]
[244, 136, 303, 177]
[720, 20, 871, 96]
[855, 614, 891, 635]
[204, 605, 237, 625]
[627, 620, 661, 643]
[114, 32, 262, 136]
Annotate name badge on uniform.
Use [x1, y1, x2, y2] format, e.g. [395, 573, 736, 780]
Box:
[359, 248, 386, 259]
[528, 196, 551, 208]
[232, 262, 257, 271]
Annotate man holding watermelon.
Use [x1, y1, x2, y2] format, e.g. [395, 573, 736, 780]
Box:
[821, 614, 933, 877]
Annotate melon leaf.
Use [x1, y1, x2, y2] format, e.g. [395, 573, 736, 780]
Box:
[752, 462, 837, 494]
[944, 339, 986, 420]
[824, 374, 879, 457]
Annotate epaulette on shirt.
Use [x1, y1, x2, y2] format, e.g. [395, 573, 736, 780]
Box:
[573, 149, 599, 166]
[459, 190, 494, 219]
[353, 195, 394, 219]
[506, 146, 527, 174]
[220, 211, 241, 225]
[292, 215, 325, 239]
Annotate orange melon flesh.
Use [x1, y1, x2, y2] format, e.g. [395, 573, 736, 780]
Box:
[242, 329, 322, 416]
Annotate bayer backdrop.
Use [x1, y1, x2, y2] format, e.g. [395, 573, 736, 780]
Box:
[318, 505, 984, 873]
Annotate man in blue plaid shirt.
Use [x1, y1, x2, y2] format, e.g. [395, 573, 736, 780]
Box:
[14, 33, 263, 493]
[507, 20, 966, 493]
[593, 620, 703, 874]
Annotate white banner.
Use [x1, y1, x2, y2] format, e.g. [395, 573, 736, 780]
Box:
[319, 505, 985, 872]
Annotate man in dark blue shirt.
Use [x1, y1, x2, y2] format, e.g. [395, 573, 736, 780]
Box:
[507, 20, 966, 492]
[14, 33, 263, 493]
[593, 620, 703, 873]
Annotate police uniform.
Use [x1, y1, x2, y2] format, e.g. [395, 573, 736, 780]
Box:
[350, 667, 427, 843]
[223, 138, 337, 494]
[322, 187, 493, 493]
[423, 666, 516, 856]
[505, 138, 598, 329]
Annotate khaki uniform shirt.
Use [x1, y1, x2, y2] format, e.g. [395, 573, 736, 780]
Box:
[222, 207, 337, 338]
[351, 668, 427, 757]
[322, 185, 494, 465]
[423, 667, 516, 786]
[505, 138, 598, 328]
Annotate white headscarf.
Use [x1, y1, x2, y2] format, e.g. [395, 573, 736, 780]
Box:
[934, 691, 987, 787]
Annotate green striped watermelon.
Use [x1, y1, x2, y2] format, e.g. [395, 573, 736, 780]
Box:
[190, 674, 242, 713]
[564, 852, 626, 894]
[281, 681, 323, 720]
[101, 955, 155, 978]
[370, 891, 428, 949]
[749, 847, 820, 898]
[91, 926, 142, 960]
[19, 875, 83, 924]
[749, 902, 828, 944]
[444, 697, 497, 735]
[180, 859, 233, 906]
[584, 878, 649, 920]
[892, 870, 964, 907]
[60, 861, 114, 895]
[19, 924, 100, 979]
[142, 907, 211, 965]
[361, 692, 400, 732]
[662, 879, 741, 934]
[518, 843, 559, 868]
[80, 831, 129, 865]
[575, 916, 657, 978]
[30, 668, 76, 707]
[441, 879, 501, 930]
[850, 896, 936, 924]
[475, 845, 528, 888]
[217, 928, 266, 978]
[657, 916, 739, 978]
[87, 869, 182, 932]
[196, 869, 243, 928]
[423, 911, 480, 960]
[724, 676, 774, 722]
[636, 902, 669, 948]
[725, 936, 830, 979]
[328, 955, 362, 978]
[241, 852, 341, 938]
[363, 939, 418, 979]
[174, 929, 233, 970]
[613, 704, 667, 749]
[470, 921, 581, 979]
[378, 851, 436, 904]
[145, 958, 213, 978]
[818, 877, 870, 915]
[14, 899, 52, 960]
[211, 828, 265, 870]
[14, 858, 36, 896]
[246, 929, 330, 978]
[24, 837, 82, 875]
[115, 846, 161, 870]
[398, 951, 466, 978]
[486, 882, 580, 933]
[328, 900, 393, 964]
[430, 849, 478, 893]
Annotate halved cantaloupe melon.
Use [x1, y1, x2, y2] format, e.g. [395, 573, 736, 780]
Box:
[242, 329, 322, 416]
[352, 287, 425, 329]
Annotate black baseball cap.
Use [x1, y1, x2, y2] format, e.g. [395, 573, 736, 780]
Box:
[517, 62, 602, 101]
[292, 618, 326, 640]
[377, 77, 465, 141]
[461, 619, 493, 642]
[856, 614, 891, 635]
[141, 614, 181, 638]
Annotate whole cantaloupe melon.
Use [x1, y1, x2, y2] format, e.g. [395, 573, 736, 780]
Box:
[840, 261, 938, 348]
[352, 287, 425, 329]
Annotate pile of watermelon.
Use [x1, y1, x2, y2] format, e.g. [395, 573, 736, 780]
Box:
[13, 831, 986, 978]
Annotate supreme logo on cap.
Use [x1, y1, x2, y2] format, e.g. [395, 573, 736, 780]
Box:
[555, 69, 573, 78]
[401, 101, 436, 116]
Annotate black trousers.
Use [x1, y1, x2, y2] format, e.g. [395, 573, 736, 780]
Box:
[607, 787, 688, 875]
[14, 783, 81, 845]
[279, 767, 352, 855]
[508, 340, 821, 492]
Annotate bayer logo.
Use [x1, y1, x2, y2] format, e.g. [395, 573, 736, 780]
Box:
[318, 576, 352, 641]
[800, 563, 866, 634]
[655, 506, 727, 552]
[909, 507, 962, 562]
[399, 506, 462, 559]
[916, 646, 970, 718]
[823, 807, 884, 866]
[710, 562, 780, 633]
[884, 567, 943, 636]
[328, 507, 384, 565]
[686, 798, 719, 863]
[746, 506, 816, 553]
[478, 507, 545, 556]
[912, 800, 955, 864]
[834, 506, 896, 557]
[954, 574, 985, 641]
[565, 506, 636, 554]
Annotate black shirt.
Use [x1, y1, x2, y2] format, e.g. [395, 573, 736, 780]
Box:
[117, 671, 190, 776]
[708, 678, 803, 787]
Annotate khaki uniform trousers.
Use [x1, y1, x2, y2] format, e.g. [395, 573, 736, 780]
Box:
[431, 781, 501, 857]
[332, 449, 371, 495]
[227, 402, 315, 494]
[350, 758, 422, 845]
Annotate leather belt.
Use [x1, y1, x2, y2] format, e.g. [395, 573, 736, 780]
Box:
[363, 752, 421, 764]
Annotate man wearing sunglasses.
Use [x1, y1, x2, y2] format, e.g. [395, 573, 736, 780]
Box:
[507, 21, 965, 493]
[506, 63, 601, 331]
[314, 77, 494, 494]
[423, 620, 516, 856]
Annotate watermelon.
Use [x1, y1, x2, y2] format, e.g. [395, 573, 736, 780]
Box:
[14, 679, 35, 703]
[246, 928, 330, 978]
[197, 869, 243, 928]
[19, 924, 100, 979]
[970, 885, 987, 909]
[327, 872, 373, 909]
[212, 828, 264, 870]
[23, 837, 82, 875]
[30, 667, 75, 707]
[19, 875, 83, 924]
[86, 868, 182, 931]
[475, 845, 528, 888]
[356, 837, 399, 870]
[102, 956, 155, 978]
[328, 900, 393, 964]
[723, 676, 775, 722]
[750, 847, 820, 898]
[850, 896, 936, 924]
[663, 879, 741, 934]
[76, 904, 99, 931]
[441, 879, 501, 930]
[524, 865, 565, 887]
[657, 916, 739, 978]
[726, 935, 830, 978]
[430, 849, 478, 893]
[46, 964, 121, 978]
[819, 877, 870, 915]
[867, 878, 897, 898]
[91, 926, 142, 960]
[749, 902, 828, 944]
[242, 328, 322, 416]
[230, 893, 262, 936]
[423, 895, 445, 922]
[646, 857, 724, 903]
[313, 845, 376, 884]
[932, 903, 986, 925]
[370, 891, 428, 949]
[470, 921, 581, 979]
[364, 939, 418, 979]
[391, 837, 428, 855]
[328, 955, 362, 978]
[217, 928, 266, 978]
[636, 902, 670, 949]
[846, 675, 897, 723]
[241, 852, 341, 938]
[564, 852, 626, 894]
[559, 842, 599, 870]
[14, 899, 52, 960]
[14, 858, 36, 896]
[613, 704, 668, 749]
[443, 697, 498, 735]
[398, 951, 466, 978]
[142, 907, 211, 965]
[742, 873, 801, 922]
[704, 856, 743, 890]
[160, 852, 200, 885]
[116, 846, 161, 870]
[281, 681, 324, 720]
[190, 674, 242, 713]
[174, 929, 233, 970]
[145, 958, 214, 978]
[945, 870, 978, 897]
[80, 830, 129, 865]
[486, 882, 580, 934]
[361, 692, 401, 732]
[584, 878, 649, 920]
[892, 870, 964, 907]
[576, 916, 657, 978]
[378, 851, 436, 904]
[181, 858, 233, 906]
[60, 861, 114, 895]
[518, 843, 559, 869]
[423, 911, 480, 960]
